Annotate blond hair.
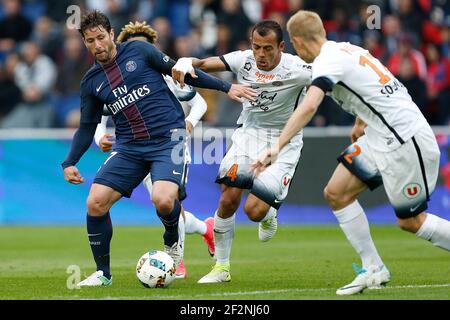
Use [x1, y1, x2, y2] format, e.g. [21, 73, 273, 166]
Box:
[287, 10, 326, 41]
[116, 21, 158, 44]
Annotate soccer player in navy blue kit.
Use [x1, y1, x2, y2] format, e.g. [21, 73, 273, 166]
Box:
[61, 11, 256, 287]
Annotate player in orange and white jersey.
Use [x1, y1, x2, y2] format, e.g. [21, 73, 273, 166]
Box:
[253, 10, 449, 295]
[172, 20, 312, 284]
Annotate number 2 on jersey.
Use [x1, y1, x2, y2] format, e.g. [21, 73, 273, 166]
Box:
[359, 54, 392, 85]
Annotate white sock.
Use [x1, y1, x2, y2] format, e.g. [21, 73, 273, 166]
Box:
[416, 213, 450, 251]
[333, 200, 384, 269]
[260, 207, 276, 222]
[184, 210, 207, 235]
[177, 212, 185, 258]
[214, 210, 235, 265]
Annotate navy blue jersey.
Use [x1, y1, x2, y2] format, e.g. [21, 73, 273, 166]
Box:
[80, 40, 185, 143]
[62, 40, 230, 169]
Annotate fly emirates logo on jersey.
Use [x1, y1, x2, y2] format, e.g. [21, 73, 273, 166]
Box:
[106, 84, 151, 115]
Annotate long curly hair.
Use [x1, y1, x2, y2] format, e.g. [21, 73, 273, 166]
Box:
[116, 21, 158, 44]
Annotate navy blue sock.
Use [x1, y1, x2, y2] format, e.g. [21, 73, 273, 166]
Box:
[86, 212, 113, 279]
[157, 200, 181, 247]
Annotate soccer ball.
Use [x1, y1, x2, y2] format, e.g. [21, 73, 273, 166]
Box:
[136, 250, 176, 288]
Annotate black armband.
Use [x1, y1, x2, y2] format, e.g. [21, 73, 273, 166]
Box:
[311, 76, 334, 93]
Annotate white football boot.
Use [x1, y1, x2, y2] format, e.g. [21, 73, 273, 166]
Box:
[258, 210, 278, 242]
[336, 263, 391, 295]
[197, 262, 231, 283]
[164, 240, 184, 269]
[77, 270, 112, 287]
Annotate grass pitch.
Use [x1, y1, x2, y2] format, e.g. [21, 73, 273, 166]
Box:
[0, 225, 448, 300]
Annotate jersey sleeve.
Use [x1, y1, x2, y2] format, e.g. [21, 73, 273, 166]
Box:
[293, 56, 313, 87]
[133, 40, 175, 75]
[133, 41, 231, 93]
[79, 81, 103, 124]
[163, 75, 197, 101]
[185, 92, 207, 128]
[220, 50, 247, 73]
[311, 52, 344, 92]
[94, 115, 109, 147]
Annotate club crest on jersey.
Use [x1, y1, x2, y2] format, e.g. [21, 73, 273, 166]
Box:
[126, 60, 137, 72]
[244, 62, 252, 71]
[403, 183, 421, 199]
[282, 174, 292, 188]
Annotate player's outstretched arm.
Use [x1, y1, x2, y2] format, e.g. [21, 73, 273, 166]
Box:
[252, 86, 325, 174]
[172, 57, 226, 87]
[136, 41, 256, 102]
[172, 58, 256, 102]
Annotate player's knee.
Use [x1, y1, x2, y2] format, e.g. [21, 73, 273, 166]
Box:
[397, 214, 425, 233]
[86, 195, 111, 215]
[323, 185, 352, 210]
[152, 194, 175, 214]
[323, 185, 340, 207]
[243, 202, 264, 222]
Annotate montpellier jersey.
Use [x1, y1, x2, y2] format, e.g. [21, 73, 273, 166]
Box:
[221, 50, 312, 132]
[312, 41, 428, 152]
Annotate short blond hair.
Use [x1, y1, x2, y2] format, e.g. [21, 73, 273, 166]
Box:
[116, 21, 158, 44]
[287, 10, 326, 41]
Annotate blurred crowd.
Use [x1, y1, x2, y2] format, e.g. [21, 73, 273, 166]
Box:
[0, 0, 449, 129]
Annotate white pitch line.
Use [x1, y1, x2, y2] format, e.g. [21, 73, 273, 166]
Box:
[26, 283, 450, 300]
[149, 283, 450, 299]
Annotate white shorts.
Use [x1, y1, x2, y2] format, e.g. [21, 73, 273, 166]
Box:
[338, 125, 440, 218]
[216, 127, 303, 209]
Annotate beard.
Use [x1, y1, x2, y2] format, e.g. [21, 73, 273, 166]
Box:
[95, 42, 115, 64]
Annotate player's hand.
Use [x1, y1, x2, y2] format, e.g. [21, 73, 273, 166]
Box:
[63, 166, 84, 184]
[99, 134, 115, 152]
[350, 124, 365, 143]
[251, 146, 279, 176]
[227, 84, 257, 103]
[185, 120, 193, 135]
[172, 57, 197, 88]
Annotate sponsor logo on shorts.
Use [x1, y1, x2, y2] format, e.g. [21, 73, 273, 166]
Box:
[410, 203, 422, 212]
[403, 183, 421, 199]
[282, 174, 292, 188]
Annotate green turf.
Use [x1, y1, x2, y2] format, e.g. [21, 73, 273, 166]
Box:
[0, 225, 448, 300]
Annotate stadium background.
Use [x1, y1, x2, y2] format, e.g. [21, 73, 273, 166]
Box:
[0, 0, 449, 225]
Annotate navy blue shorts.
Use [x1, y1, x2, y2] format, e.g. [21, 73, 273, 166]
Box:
[93, 137, 187, 199]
